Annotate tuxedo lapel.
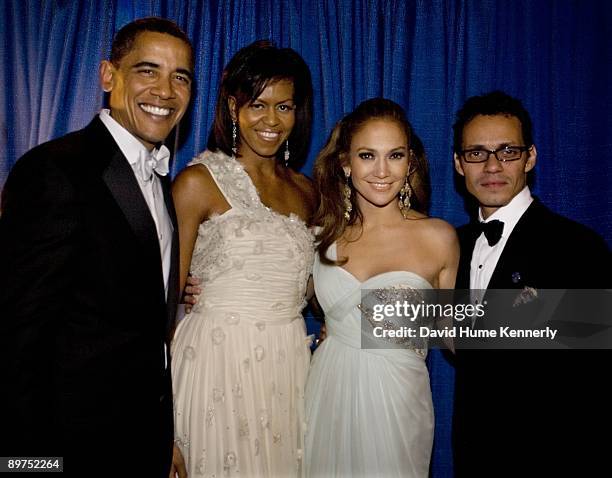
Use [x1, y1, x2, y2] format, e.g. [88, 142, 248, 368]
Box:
[86, 117, 176, 331]
[102, 149, 162, 260]
[486, 201, 541, 290]
[456, 223, 480, 290]
[160, 173, 177, 228]
[82, 118, 165, 281]
[159, 174, 180, 334]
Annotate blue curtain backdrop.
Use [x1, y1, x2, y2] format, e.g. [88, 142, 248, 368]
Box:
[2, 1, 611, 475]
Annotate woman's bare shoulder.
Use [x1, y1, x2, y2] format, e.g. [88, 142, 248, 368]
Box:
[174, 162, 216, 188]
[408, 215, 458, 245]
[173, 163, 228, 219]
[289, 170, 315, 195]
[287, 170, 317, 211]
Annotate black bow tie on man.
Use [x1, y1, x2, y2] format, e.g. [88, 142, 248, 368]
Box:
[478, 219, 504, 246]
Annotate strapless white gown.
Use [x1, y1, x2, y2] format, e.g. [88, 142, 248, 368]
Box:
[304, 243, 434, 477]
[171, 150, 314, 477]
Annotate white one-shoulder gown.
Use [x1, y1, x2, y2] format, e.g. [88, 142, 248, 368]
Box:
[172, 150, 314, 477]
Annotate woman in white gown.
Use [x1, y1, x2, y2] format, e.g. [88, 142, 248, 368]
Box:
[171, 41, 316, 477]
[305, 98, 459, 477]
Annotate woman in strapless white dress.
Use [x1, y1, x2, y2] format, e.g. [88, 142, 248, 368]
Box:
[170, 41, 317, 477]
[305, 98, 459, 477]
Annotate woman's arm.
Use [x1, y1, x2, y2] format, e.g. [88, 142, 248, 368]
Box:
[433, 221, 460, 352]
[171, 165, 215, 296]
[438, 225, 460, 290]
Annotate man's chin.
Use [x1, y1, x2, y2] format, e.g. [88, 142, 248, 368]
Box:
[139, 131, 175, 148]
[474, 190, 512, 205]
[479, 200, 511, 210]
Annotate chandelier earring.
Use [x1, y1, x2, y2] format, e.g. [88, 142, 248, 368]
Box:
[398, 176, 412, 219]
[284, 140, 290, 167]
[231, 119, 237, 155]
[343, 170, 353, 221]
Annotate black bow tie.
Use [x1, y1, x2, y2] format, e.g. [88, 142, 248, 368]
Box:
[478, 220, 504, 246]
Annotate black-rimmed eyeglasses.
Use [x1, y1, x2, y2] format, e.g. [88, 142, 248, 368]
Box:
[460, 145, 532, 163]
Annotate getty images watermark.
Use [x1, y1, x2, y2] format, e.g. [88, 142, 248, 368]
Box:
[359, 288, 612, 350]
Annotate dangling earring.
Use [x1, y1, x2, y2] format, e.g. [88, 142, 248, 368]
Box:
[343, 170, 352, 221]
[284, 140, 290, 167]
[398, 176, 412, 219]
[232, 119, 237, 155]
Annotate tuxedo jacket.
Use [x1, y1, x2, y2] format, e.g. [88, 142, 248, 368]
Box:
[452, 199, 611, 476]
[0, 117, 179, 476]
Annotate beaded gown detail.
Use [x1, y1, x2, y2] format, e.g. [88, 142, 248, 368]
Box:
[172, 150, 314, 477]
[304, 243, 434, 477]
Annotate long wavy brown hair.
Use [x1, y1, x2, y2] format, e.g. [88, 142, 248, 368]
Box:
[312, 98, 431, 265]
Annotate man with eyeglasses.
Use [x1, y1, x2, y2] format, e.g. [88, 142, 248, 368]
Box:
[450, 91, 610, 476]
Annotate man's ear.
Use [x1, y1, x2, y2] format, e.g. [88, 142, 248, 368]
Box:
[524, 144, 537, 173]
[99, 60, 114, 93]
[228, 97, 237, 121]
[453, 153, 465, 176]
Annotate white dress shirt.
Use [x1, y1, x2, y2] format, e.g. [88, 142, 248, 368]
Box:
[99, 109, 173, 299]
[470, 186, 533, 303]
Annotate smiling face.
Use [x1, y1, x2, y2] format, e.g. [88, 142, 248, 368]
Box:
[344, 118, 410, 215]
[99, 31, 193, 150]
[230, 79, 296, 161]
[454, 114, 537, 219]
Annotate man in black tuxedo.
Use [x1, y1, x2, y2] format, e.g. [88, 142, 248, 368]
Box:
[0, 18, 193, 477]
[451, 91, 611, 476]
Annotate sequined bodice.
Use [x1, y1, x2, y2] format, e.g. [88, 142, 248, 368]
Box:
[187, 150, 314, 323]
[313, 242, 434, 354]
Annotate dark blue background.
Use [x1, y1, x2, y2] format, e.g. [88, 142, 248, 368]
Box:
[2, 1, 611, 475]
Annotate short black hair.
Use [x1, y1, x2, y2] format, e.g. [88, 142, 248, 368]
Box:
[452, 90, 534, 153]
[207, 40, 313, 167]
[110, 17, 193, 67]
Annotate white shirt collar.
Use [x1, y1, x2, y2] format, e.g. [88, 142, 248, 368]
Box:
[478, 186, 533, 238]
[99, 109, 150, 166]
